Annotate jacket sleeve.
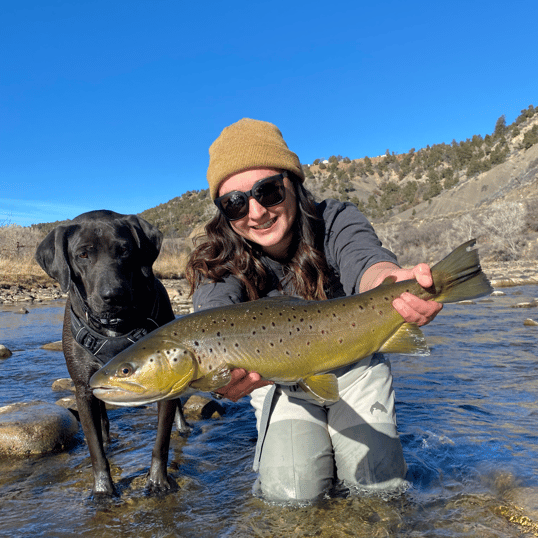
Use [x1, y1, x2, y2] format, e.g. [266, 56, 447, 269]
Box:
[320, 200, 399, 296]
[192, 275, 247, 312]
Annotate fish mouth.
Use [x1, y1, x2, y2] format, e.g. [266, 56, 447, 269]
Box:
[92, 385, 167, 407]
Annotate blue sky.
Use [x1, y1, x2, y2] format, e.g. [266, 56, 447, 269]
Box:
[2, 0, 537, 227]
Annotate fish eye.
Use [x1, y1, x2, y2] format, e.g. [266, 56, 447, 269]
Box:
[117, 363, 135, 377]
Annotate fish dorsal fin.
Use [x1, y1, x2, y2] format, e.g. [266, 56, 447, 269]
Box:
[189, 363, 232, 392]
[379, 323, 430, 355]
[255, 295, 310, 306]
[298, 373, 340, 403]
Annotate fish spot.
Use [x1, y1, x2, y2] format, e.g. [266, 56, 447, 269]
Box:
[197, 358, 202, 364]
[262, 326, 266, 330]
[379, 311, 383, 315]
[339, 338, 344, 344]
[296, 327, 300, 332]
[256, 349, 260, 354]
[271, 322, 276, 327]
[173, 332, 178, 336]
[252, 330, 257, 335]
[306, 341, 310, 346]
[384, 297, 389, 301]
[270, 342, 274, 347]
[252, 316, 257, 320]
[286, 351, 290, 356]
[234, 343, 239, 348]
[150, 358, 154, 362]
[359, 306, 364, 311]
[208, 365, 213, 371]
[300, 318, 304, 322]
[230, 323, 235, 327]
[351, 322, 356, 328]
[216, 332, 221, 337]
[194, 341, 199, 346]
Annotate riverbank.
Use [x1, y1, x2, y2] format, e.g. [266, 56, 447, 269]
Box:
[0, 278, 194, 315]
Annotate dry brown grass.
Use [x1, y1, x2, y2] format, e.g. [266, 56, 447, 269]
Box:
[0, 224, 190, 289]
[0, 224, 54, 288]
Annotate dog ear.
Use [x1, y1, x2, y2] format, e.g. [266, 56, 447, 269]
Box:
[124, 215, 163, 277]
[35, 225, 75, 292]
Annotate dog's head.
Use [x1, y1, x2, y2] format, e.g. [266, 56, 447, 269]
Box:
[35, 210, 163, 317]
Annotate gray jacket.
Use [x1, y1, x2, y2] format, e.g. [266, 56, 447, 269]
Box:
[192, 199, 398, 311]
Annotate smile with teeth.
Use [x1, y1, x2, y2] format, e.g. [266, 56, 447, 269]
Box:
[253, 217, 277, 230]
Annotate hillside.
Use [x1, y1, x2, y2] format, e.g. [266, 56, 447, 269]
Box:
[135, 105, 537, 235]
[29, 105, 538, 268]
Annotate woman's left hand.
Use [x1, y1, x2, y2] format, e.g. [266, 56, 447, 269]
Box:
[389, 264, 442, 326]
[366, 262, 443, 326]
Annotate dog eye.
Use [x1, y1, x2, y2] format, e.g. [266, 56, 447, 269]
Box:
[78, 251, 89, 259]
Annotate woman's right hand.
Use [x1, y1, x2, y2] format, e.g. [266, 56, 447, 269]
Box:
[214, 368, 273, 402]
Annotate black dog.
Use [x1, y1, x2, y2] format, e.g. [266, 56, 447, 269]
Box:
[36, 210, 186, 496]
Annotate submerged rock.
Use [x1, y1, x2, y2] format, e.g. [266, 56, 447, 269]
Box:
[0, 401, 79, 457]
[42, 341, 63, 351]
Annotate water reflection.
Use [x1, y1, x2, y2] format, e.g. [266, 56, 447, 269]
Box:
[0, 288, 537, 537]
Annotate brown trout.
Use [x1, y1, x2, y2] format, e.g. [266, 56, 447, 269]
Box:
[90, 239, 492, 405]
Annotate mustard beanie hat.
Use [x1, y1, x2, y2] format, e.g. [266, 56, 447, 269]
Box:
[207, 118, 305, 200]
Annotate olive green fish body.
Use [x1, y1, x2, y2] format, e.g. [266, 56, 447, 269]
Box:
[90, 240, 492, 405]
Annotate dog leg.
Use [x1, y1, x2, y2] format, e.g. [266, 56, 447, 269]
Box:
[174, 400, 191, 434]
[146, 399, 179, 492]
[75, 387, 116, 496]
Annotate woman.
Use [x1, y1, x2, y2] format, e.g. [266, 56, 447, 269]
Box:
[186, 118, 441, 502]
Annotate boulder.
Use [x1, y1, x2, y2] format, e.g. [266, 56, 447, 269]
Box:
[52, 378, 75, 392]
[0, 401, 79, 457]
[183, 395, 225, 421]
[0, 344, 12, 359]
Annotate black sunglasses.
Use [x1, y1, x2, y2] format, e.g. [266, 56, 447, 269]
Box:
[214, 172, 288, 221]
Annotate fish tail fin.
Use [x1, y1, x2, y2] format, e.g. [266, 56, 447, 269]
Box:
[431, 239, 493, 304]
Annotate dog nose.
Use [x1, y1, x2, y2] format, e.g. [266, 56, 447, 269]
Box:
[101, 284, 129, 304]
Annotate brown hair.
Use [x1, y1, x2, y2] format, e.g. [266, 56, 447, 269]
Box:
[186, 176, 329, 301]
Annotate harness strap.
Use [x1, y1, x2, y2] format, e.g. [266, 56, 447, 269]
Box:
[70, 301, 160, 365]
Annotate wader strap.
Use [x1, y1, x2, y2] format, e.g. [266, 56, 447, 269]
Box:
[252, 384, 277, 472]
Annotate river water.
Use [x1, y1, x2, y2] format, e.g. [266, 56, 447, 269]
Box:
[0, 287, 537, 537]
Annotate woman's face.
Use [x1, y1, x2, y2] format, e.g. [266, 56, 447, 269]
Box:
[218, 168, 297, 260]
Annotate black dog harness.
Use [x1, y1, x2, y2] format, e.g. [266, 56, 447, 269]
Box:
[70, 308, 160, 365]
[70, 289, 163, 364]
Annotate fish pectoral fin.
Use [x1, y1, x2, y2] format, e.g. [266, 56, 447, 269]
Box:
[298, 374, 340, 403]
[189, 364, 232, 392]
[379, 323, 430, 355]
